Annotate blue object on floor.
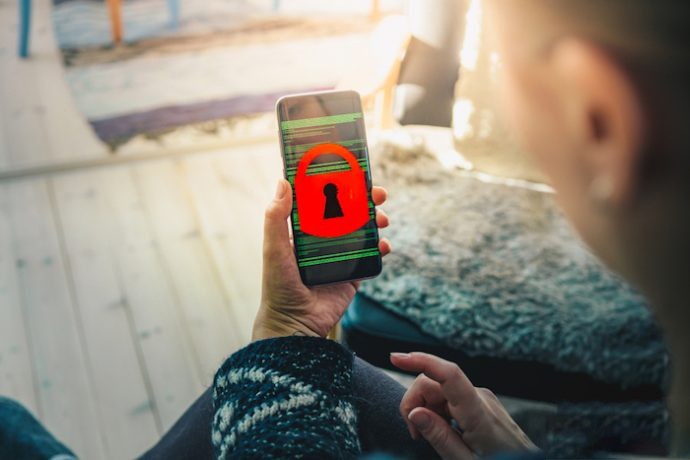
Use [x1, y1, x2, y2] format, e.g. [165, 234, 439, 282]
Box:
[19, 0, 31, 58]
[167, 0, 180, 28]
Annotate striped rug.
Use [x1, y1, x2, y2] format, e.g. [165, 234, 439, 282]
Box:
[53, 0, 401, 148]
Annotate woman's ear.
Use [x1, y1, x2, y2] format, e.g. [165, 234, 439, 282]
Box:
[550, 39, 647, 209]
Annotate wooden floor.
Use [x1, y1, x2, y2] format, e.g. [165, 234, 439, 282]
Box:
[0, 1, 282, 458]
[0, 147, 281, 459]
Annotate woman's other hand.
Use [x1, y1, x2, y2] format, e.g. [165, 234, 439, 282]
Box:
[252, 179, 391, 340]
[391, 352, 536, 459]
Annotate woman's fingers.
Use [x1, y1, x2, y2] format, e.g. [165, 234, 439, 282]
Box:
[264, 180, 297, 268]
[398, 373, 447, 440]
[378, 238, 392, 256]
[390, 352, 483, 432]
[408, 407, 475, 460]
[400, 375, 436, 440]
[393, 353, 537, 456]
[376, 208, 389, 228]
[373, 190, 390, 255]
[372, 186, 387, 206]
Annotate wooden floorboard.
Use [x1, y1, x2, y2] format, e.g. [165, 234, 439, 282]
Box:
[0, 18, 50, 168]
[133, 160, 244, 381]
[31, 0, 108, 164]
[6, 179, 107, 459]
[96, 165, 205, 431]
[0, 98, 9, 171]
[181, 145, 282, 342]
[51, 172, 161, 458]
[0, 185, 38, 413]
[0, 0, 107, 173]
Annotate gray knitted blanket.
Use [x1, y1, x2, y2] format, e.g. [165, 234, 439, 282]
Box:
[360, 138, 669, 389]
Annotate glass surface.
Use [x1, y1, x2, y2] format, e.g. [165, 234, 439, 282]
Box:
[277, 90, 381, 285]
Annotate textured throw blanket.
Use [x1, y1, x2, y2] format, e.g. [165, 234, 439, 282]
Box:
[359, 136, 671, 454]
[360, 137, 669, 389]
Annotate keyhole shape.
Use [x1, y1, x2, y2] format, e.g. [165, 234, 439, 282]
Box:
[323, 183, 344, 219]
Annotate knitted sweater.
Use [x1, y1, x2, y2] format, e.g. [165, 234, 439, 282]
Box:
[211, 337, 548, 460]
[212, 336, 361, 459]
[1, 337, 544, 459]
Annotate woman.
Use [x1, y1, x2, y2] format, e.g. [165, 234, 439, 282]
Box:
[3, 1, 688, 458]
[214, 0, 689, 458]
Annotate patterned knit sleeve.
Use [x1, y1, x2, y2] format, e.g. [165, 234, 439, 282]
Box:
[211, 336, 361, 459]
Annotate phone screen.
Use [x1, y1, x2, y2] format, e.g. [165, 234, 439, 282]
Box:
[277, 90, 381, 286]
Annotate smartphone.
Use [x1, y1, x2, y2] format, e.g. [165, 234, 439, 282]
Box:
[276, 90, 382, 286]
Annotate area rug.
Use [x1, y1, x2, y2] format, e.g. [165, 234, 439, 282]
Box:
[52, 0, 392, 148]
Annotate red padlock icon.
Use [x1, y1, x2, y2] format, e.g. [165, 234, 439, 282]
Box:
[295, 143, 370, 238]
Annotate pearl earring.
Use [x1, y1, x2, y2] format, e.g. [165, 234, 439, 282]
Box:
[589, 175, 614, 204]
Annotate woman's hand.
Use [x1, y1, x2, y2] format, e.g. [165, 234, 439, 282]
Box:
[391, 352, 536, 459]
[252, 179, 391, 340]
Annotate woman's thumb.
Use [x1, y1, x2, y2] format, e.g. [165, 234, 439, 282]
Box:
[263, 179, 293, 263]
[408, 408, 474, 460]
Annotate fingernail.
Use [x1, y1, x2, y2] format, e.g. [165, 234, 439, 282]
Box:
[275, 180, 286, 199]
[390, 352, 409, 360]
[409, 411, 431, 430]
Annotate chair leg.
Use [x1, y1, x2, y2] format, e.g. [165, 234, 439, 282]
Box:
[167, 0, 180, 28]
[106, 0, 123, 44]
[19, 0, 31, 58]
[370, 0, 381, 22]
